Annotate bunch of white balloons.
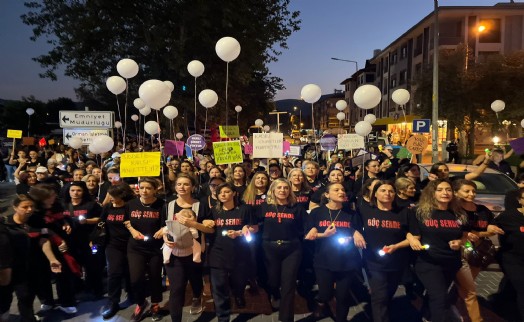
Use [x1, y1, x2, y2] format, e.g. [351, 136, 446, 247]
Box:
[88, 135, 114, 154]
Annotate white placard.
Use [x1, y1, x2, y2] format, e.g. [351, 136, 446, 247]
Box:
[338, 134, 365, 150]
[289, 145, 301, 156]
[253, 133, 283, 158]
[59, 110, 114, 128]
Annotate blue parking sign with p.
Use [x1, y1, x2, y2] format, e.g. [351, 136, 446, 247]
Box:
[412, 119, 431, 133]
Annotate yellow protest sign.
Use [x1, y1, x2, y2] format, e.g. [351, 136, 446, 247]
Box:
[212, 141, 243, 165]
[48, 139, 56, 145]
[120, 152, 161, 178]
[406, 135, 428, 154]
[219, 125, 240, 138]
[7, 129, 22, 139]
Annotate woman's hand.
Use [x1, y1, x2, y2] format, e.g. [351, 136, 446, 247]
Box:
[176, 213, 195, 227]
[202, 220, 215, 229]
[62, 224, 72, 234]
[384, 244, 398, 254]
[131, 230, 145, 240]
[49, 260, 62, 273]
[487, 224, 504, 235]
[153, 227, 164, 239]
[467, 232, 480, 243]
[226, 230, 240, 239]
[449, 239, 462, 251]
[58, 241, 68, 253]
[408, 235, 423, 251]
[353, 231, 366, 249]
[305, 227, 318, 240]
[323, 225, 336, 237]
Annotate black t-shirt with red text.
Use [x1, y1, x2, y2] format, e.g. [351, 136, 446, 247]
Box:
[307, 205, 361, 272]
[100, 204, 129, 249]
[208, 205, 257, 269]
[257, 202, 306, 242]
[127, 198, 165, 252]
[294, 190, 311, 210]
[360, 203, 409, 271]
[63, 201, 102, 246]
[495, 209, 524, 257]
[407, 208, 465, 267]
[465, 204, 494, 232]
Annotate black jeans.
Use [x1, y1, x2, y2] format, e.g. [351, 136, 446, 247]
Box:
[73, 243, 104, 295]
[263, 240, 302, 322]
[31, 251, 76, 307]
[315, 267, 357, 322]
[0, 282, 37, 322]
[127, 247, 163, 305]
[415, 259, 460, 322]
[367, 269, 404, 322]
[164, 254, 203, 322]
[106, 244, 131, 305]
[209, 263, 249, 322]
[501, 254, 524, 320]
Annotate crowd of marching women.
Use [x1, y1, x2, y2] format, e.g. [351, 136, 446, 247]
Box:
[1, 141, 524, 322]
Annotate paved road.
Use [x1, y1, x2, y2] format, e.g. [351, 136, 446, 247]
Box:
[0, 182, 512, 321]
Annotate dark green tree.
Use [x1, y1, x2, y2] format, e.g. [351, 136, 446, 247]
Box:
[414, 45, 524, 156]
[21, 0, 301, 134]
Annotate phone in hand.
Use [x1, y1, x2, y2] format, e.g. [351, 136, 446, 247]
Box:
[166, 235, 174, 242]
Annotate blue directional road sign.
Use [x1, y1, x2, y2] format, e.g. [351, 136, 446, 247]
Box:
[412, 119, 431, 133]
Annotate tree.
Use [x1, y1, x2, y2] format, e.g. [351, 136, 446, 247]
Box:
[21, 0, 301, 134]
[0, 96, 47, 136]
[414, 46, 524, 156]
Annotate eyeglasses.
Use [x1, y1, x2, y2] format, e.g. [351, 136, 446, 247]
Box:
[270, 170, 280, 173]
[209, 184, 219, 188]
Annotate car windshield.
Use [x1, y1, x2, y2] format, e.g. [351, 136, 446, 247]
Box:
[449, 172, 516, 195]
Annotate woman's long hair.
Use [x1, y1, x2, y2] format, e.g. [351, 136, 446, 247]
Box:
[267, 178, 297, 206]
[226, 165, 247, 186]
[243, 171, 270, 205]
[214, 182, 238, 212]
[369, 180, 395, 208]
[287, 168, 311, 193]
[416, 179, 466, 223]
[63, 181, 93, 205]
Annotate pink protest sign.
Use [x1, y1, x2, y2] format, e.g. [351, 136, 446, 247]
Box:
[165, 140, 185, 156]
[283, 140, 291, 154]
[244, 144, 253, 155]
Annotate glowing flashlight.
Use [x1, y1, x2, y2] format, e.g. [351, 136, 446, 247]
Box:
[245, 231, 253, 242]
[484, 149, 490, 153]
[464, 241, 473, 251]
[78, 215, 85, 221]
[143, 235, 150, 241]
[422, 244, 430, 249]
[222, 230, 228, 236]
[378, 246, 390, 256]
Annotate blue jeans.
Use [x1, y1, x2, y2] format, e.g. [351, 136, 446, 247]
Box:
[4, 164, 14, 182]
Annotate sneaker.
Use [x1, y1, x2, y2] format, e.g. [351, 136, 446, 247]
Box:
[102, 302, 120, 320]
[39, 304, 54, 312]
[57, 306, 78, 314]
[189, 297, 203, 315]
[130, 300, 149, 322]
[150, 304, 162, 321]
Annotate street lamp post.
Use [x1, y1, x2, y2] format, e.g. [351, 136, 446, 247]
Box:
[331, 57, 359, 74]
[269, 110, 288, 133]
[431, 0, 440, 163]
[293, 106, 302, 129]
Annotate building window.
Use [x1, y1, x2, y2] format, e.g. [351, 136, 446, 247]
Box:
[390, 76, 397, 88]
[399, 70, 407, 85]
[478, 51, 499, 63]
[391, 51, 398, 65]
[479, 19, 501, 43]
[414, 34, 423, 56]
[383, 57, 389, 73]
[400, 45, 408, 59]
[366, 73, 375, 83]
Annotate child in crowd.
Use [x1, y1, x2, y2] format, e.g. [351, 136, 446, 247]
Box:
[163, 209, 201, 264]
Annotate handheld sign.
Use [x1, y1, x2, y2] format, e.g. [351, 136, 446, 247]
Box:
[213, 141, 243, 165]
[120, 152, 161, 178]
[338, 134, 364, 150]
[7, 129, 22, 139]
[165, 140, 185, 157]
[253, 133, 283, 158]
[219, 125, 240, 139]
[406, 135, 428, 155]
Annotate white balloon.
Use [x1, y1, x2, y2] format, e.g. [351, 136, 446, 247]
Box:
[139, 106, 151, 116]
[187, 60, 205, 77]
[198, 89, 218, 108]
[354, 84, 381, 109]
[364, 114, 377, 124]
[336, 112, 345, 121]
[144, 121, 159, 135]
[68, 136, 83, 149]
[215, 37, 241, 62]
[131, 114, 139, 121]
[255, 119, 264, 127]
[335, 100, 347, 111]
[25, 108, 35, 116]
[391, 89, 411, 105]
[164, 81, 175, 92]
[92, 135, 114, 153]
[116, 58, 139, 79]
[139, 79, 171, 110]
[491, 100, 505, 113]
[521, 119, 524, 128]
[106, 76, 127, 95]
[176, 132, 183, 140]
[89, 142, 102, 154]
[114, 121, 122, 129]
[235, 105, 242, 113]
[263, 125, 270, 132]
[133, 98, 146, 109]
[163, 105, 178, 120]
[300, 84, 322, 103]
[354, 121, 372, 137]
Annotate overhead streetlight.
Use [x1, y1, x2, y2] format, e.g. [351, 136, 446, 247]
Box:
[331, 57, 359, 73]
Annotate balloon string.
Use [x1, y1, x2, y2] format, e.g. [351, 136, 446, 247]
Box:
[225, 62, 229, 127]
[156, 110, 163, 151]
[194, 77, 197, 135]
[142, 115, 146, 150]
[116, 95, 124, 150]
[123, 79, 129, 152]
[311, 103, 318, 162]
[204, 109, 208, 139]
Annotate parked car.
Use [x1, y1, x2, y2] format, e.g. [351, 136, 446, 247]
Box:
[419, 164, 517, 215]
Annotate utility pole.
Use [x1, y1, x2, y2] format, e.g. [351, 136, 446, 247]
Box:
[432, 0, 440, 163]
[269, 110, 288, 133]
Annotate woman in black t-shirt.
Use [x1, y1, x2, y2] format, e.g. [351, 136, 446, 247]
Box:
[99, 184, 136, 320]
[310, 168, 354, 213]
[360, 181, 410, 322]
[305, 182, 366, 322]
[258, 178, 307, 322]
[393, 177, 417, 210]
[124, 177, 165, 322]
[226, 165, 248, 201]
[287, 168, 311, 210]
[495, 187, 524, 321]
[207, 183, 257, 321]
[406, 179, 468, 322]
[242, 171, 270, 206]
